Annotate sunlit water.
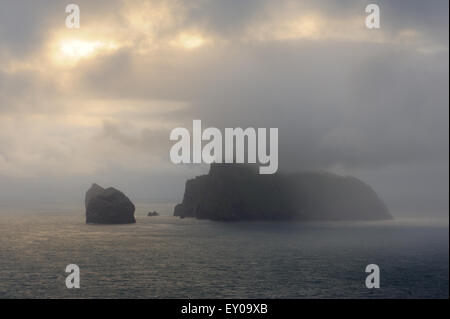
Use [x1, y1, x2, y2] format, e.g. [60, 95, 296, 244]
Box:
[0, 206, 448, 298]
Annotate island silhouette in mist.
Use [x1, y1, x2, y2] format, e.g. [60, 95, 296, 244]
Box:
[174, 163, 392, 221]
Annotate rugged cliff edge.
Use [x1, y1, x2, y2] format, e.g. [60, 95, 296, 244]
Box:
[174, 164, 392, 221]
[85, 183, 136, 224]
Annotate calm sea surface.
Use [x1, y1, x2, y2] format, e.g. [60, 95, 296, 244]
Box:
[0, 205, 448, 298]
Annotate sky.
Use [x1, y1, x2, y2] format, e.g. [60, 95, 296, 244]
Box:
[0, 0, 448, 216]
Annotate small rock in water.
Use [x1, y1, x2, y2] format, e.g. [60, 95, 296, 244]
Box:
[147, 211, 159, 216]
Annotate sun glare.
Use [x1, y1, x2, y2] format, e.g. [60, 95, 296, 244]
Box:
[60, 40, 103, 58]
[52, 39, 119, 66]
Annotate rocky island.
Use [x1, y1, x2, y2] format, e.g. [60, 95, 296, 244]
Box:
[147, 211, 159, 216]
[174, 164, 392, 221]
[85, 183, 136, 224]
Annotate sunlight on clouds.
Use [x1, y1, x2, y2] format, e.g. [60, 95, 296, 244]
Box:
[60, 40, 104, 58]
[121, 0, 185, 52]
[248, 13, 329, 42]
[275, 15, 323, 40]
[123, 0, 181, 33]
[171, 32, 208, 50]
[247, 12, 389, 44]
[0, 0, 441, 180]
[52, 38, 120, 66]
[0, 98, 188, 177]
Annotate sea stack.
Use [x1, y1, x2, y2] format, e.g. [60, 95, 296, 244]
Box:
[174, 164, 392, 221]
[85, 183, 136, 224]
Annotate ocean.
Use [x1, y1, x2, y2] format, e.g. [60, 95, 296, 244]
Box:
[0, 205, 448, 299]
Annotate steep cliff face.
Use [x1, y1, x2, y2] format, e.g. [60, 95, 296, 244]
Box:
[174, 164, 392, 221]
